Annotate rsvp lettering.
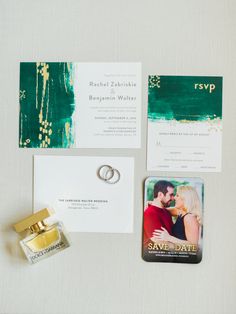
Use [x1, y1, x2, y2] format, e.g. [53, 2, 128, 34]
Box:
[194, 83, 215, 93]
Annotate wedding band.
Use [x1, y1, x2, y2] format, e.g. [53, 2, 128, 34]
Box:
[98, 165, 114, 181]
[97, 165, 120, 184]
[105, 168, 120, 184]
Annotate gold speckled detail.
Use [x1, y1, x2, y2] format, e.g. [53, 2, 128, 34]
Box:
[35, 62, 53, 147]
[149, 75, 160, 88]
[19, 90, 26, 100]
[207, 117, 222, 132]
[21, 138, 31, 148]
[67, 62, 74, 87]
[65, 122, 71, 144]
[19, 62, 76, 148]
[39, 118, 52, 146]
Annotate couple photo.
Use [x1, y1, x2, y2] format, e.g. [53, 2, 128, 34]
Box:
[143, 178, 203, 259]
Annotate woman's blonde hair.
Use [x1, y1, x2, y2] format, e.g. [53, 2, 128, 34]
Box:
[177, 185, 202, 224]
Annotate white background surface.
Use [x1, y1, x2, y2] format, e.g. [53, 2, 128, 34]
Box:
[0, 1, 236, 313]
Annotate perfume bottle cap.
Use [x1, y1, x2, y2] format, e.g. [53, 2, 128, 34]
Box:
[13, 208, 54, 233]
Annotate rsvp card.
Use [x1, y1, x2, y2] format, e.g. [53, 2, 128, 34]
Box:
[19, 62, 141, 148]
[34, 156, 134, 233]
[147, 75, 223, 172]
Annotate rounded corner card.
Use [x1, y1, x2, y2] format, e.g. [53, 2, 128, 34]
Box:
[143, 176, 204, 264]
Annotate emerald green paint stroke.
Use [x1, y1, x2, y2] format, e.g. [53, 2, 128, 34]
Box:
[19, 62, 75, 148]
[148, 76, 222, 121]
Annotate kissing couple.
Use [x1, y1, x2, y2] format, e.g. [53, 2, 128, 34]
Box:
[143, 180, 202, 248]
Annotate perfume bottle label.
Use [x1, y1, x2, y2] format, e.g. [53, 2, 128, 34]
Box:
[20, 223, 70, 264]
[29, 240, 67, 264]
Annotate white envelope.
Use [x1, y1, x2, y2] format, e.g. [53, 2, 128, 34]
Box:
[34, 155, 134, 233]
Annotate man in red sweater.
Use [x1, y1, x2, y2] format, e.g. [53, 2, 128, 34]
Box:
[143, 180, 175, 247]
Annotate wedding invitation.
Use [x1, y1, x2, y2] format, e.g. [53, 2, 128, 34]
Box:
[34, 156, 134, 233]
[20, 62, 141, 148]
[147, 76, 223, 172]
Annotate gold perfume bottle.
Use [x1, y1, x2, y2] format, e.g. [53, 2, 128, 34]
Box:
[13, 208, 70, 264]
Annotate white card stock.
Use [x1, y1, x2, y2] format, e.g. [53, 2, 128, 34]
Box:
[34, 156, 134, 233]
